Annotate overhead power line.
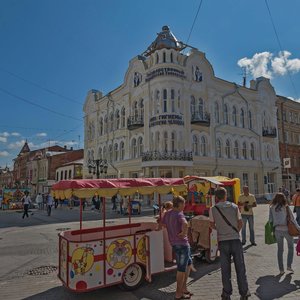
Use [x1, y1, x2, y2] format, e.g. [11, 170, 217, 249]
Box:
[0, 87, 82, 122]
[264, 0, 299, 99]
[0, 67, 82, 105]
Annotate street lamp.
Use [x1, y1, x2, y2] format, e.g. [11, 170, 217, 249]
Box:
[88, 159, 108, 179]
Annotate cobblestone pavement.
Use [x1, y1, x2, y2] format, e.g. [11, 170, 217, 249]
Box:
[0, 204, 299, 300]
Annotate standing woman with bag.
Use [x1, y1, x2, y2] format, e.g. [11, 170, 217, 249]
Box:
[269, 193, 300, 275]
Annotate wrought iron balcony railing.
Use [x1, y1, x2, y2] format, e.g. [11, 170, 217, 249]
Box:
[191, 112, 210, 126]
[142, 150, 193, 162]
[127, 115, 144, 130]
[262, 127, 277, 138]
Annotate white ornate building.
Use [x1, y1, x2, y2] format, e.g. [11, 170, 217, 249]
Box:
[83, 26, 281, 196]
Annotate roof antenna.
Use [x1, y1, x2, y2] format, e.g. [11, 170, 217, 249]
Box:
[242, 67, 247, 87]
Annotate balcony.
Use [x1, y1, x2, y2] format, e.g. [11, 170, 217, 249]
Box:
[127, 115, 144, 130]
[262, 127, 277, 138]
[142, 150, 193, 162]
[191, 112, 210, 126]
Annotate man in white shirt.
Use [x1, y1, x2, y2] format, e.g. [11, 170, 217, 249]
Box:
[35, 193, 43, 210]
[22, 191, 31, 219]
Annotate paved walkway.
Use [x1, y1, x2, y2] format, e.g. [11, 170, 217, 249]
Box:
[0, 204, 299, 299]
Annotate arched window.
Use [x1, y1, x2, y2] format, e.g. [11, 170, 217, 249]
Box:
[163, 131, 168, 152]
[115, 110, 120, 130]
[163, 52, 166, 63]
[114, 143, 118, 161]
[248, 111, 252, 129]
[138, 137, 143, 156]
[132, 139, 137, 158]
[234, 141, 239, 158]
[170, 52, 173, 63]
[199, 98, 204, 119]
[99, 117, 103, 135]
[214, 102, 219, 123]
[171, 89, 175, 112]
[200, 136, 207, 156]
[121, 107, 126, 128]
[139, 99, 144, 117]
[98, 147, 102, 160]
[156, 90, 160, 114]
[224, 104, 229, 124]
[191, 96, 196, 116]
[163, 89, 167, 113]
[216, 139, 222, 158]
[133, 101, 138, 119]
[240, 108, 245, 128]
[109, 113, 114, 132]
[242, 142, 247, 159]
[177, 90, 181, 113]
[156, 53, 159, 63]
[120, 141, 125, 160]
[108, 145, 113, 162]
[192, 135, 199, 155]
[225, 139, 231, 158]
[171, 132, 176, 152]
[250, 143, 255, 160]
[232, 106, 237, 126]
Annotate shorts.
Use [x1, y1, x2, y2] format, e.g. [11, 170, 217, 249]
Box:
[172, 244, 192, 272]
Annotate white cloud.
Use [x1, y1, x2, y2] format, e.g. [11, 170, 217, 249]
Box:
[11, 132, 20, 136]
[8, 139, 27, 150]
[36, 132, 47, 137]
[0, 136, 7, 143]
[0, 132, 10, 137]
[237, 51, 300, 79]
[0, 151, 9, 157]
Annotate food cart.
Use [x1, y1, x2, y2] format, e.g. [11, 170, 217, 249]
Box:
[51, 178, 187, 292]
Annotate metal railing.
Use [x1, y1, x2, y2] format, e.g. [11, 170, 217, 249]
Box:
[142, 150, 193, 162]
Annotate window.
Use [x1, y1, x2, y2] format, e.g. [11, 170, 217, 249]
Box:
[266, 145, 270, 160]
[216, 139, 222, 158]
[68, 170, 72, 179]
[283, 110, 287, 121]
[108, 145, 113, 162]
[243, 173, 249, 186]
[163, 89, 167, 112]
[199, 98, 204, 119]
[103, 146, 107, 160]
[64, 170, 68, 180]
[120, 141, 125, 160]
[98, 147, 102, 159]
[155, 132, 160, 149]
[177, 90, 181, 113]
[248, 111, 252, 129]
[225, 139, 231, 158]
[228, 173, 234, 179]
[156, 90, 160, 113]
[234, 141, 239, 158]
[99, 117, 103, 135]
[170, 52, 173, 62]
[156, 53, 159, 63]
[133, 101, 138, 119]
[232, 106, 237, 126]
[110, 113, 114, 131]
[171, 89, 175, 112]
[121, 107, 126, 128]
[171, 132, 176, 152]
[132, 139, 137, 158]
[250, 143, 255, 160]
[60, 171, 63, 181]
[104, 115, 108, 133]
[190, 96, 196, 116]
[240, 108, 245, 128]
[163, 132, 168, 152]
[242, 142, 247, 159]
[56, 172, 59, 181]
[200, 136, 207, 156]
[114, 143, 118, 161]
[214, 102, 219, 123]
[224, 104, 229, 124]
[163, 52, 166, 63]
[138, 137, 143, 156]
[192, 135, 198, 155]
[139, 99, 144, 117]
[115, 110, 120, 129]
[254, 173, 258, 194]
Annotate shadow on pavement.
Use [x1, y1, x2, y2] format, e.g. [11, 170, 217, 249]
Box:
[255, 273, 300, 300]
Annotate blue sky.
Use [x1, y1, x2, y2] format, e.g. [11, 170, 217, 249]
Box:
[1, 0, 300, 168]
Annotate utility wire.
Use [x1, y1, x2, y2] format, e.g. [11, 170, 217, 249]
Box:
[184, 0, 204, 50]
[0, 87, 82, 122]
[264, 0, 299, 99]
[0, 67, 82, 105]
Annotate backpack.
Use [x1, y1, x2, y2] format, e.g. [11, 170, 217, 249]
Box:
[296, 239, 300, 256]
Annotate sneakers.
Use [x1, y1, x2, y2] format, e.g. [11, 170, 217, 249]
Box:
[287, 267, 294, 273]
[251, 242, 257, 246]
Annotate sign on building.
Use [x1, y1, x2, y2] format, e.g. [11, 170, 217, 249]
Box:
[283, 158, 291, 168]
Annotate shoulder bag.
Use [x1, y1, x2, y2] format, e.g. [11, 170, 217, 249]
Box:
[286, 206, 300, 237]
[215, 206, 239, 233]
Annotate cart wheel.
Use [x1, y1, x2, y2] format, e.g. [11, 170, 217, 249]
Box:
[122, 263, 145, 290]
[205, 250, 216, 263]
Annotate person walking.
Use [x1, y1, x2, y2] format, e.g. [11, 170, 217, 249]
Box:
[160, 196, 193, 300]
[269, 193, 300, 275]
[210, 187, 250, 300]
[238, 186, 257, 246]
[22, 191, 31, 219]
[292, 188, 300, 226]
[46, 193, 54, 216]
[35, 193, 43, 210]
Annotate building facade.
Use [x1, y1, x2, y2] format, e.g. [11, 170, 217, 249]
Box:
[83, 26, 282, 196]
[55, 159, 83, 181]
[277, 96, 300, 192]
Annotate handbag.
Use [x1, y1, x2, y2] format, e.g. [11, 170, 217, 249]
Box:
[296, 239, 300, 256]
[265, 221, 276, 245]
[286, 206, 300, 237]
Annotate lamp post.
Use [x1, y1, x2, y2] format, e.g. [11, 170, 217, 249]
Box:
[88, 159, 108, 179]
